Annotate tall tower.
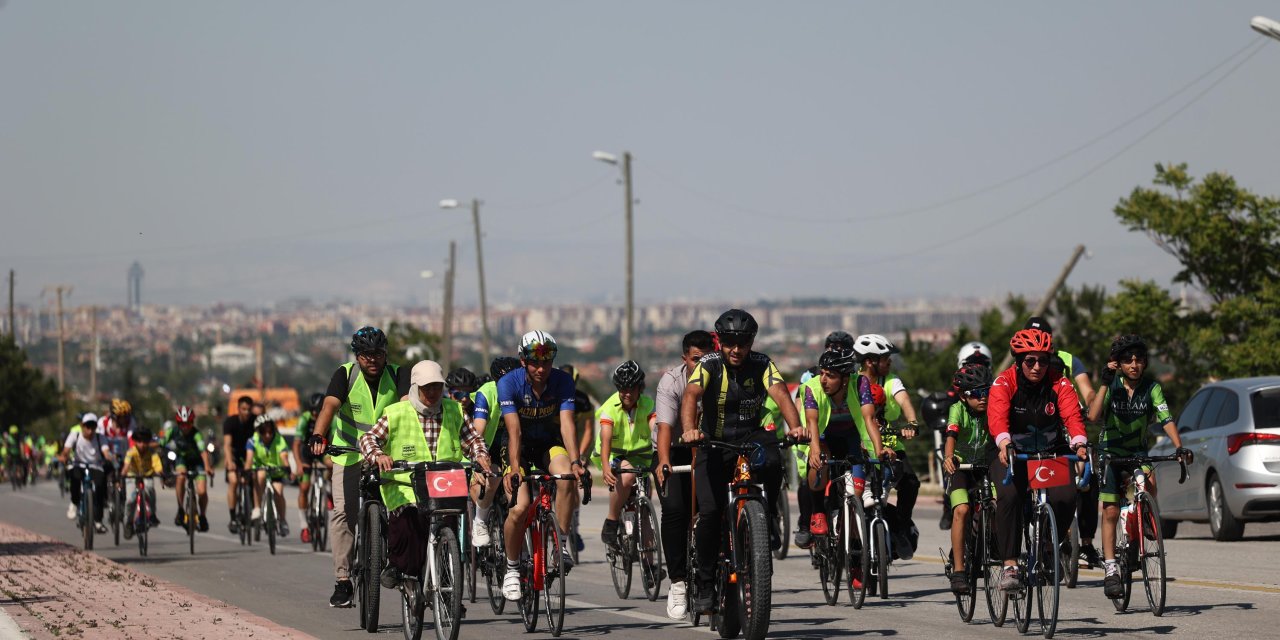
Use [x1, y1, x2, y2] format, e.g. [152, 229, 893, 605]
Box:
[127, 261, 144, 312]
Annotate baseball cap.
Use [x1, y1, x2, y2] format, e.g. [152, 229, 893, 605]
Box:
[411, 360, 446, 386]
[81, 412, 99, 425]
[1024, 316, 1053, 334]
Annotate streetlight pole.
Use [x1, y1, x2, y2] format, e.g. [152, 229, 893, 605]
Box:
[1251, 15, 1280, 42]
[592, 150, 635, 361]
[440, 198, 492, 366]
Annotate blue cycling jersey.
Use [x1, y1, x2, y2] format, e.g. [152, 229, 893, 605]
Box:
[497, 368, 576, 435]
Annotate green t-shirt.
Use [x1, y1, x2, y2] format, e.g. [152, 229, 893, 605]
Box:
[247, 432, 288, 469]
[1099, 376, 1173, 455]
[946, 401, 988, 463]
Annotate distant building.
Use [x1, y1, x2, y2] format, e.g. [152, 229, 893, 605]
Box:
[127, 261, 144, 312]
[210, 343, 255, 370]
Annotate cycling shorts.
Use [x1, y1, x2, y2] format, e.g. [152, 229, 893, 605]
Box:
[945, 469, 981, 508]
[1099, 458, 1152, 504]
[172, 459, 207, 479]
[252, 467, 289, 482]
[497, 441, 570, 474]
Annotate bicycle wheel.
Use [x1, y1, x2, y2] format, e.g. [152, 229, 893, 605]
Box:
[956, 512, 977, 623]
[363, 504, 385, 633]
[1112, 515, 1134, 612]
[432, 526, 464, 640]
[542, 514, 567, 637]
[1033, 505, 1060, 639]
[872, 519, 891, 599]
[772, 486, 789, 560]
[1136, 493, 1167, 616]
[266, 491, 277, 556]
[309, 483, 323, 552]
[109, 484, 121, 547]
[639, 500, 665, 602]
[712, 551, 741, 640]
[736, 500, 772, 640]
[186, 490, 196, 555]
[1013, 514, 1033, 634]
[401, 580, 424, 640]
[82, 490, 95, 551]
[1065, 512, 1080, 589]
[519, 527, 538, 633]
[483, 508, 506, 615]
[687, 514, 702, 627]
[608, 529, 633, 599]
[848, 501, 869, 609]
[980, 503, 1008, 626]
[466, 506, 478, 604]
[819, 536, 840, 606]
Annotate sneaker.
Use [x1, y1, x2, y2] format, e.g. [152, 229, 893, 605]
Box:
[950, 571, 970, 595]
[228, 519, 239, 534]
[1103, 563, 1123, 599]
[601, 519, 619, 548]
[251, 507, 262, 522]
[472, 518, 491, 547]
[573, 532, 585, 553]
[666, 581, 688, 620]
[560, 548, 574, 575]
[380, 565, 402, 590]
[124, 520, 134, 540]
[939, 506, 952, 531]
[893, 530, 915, 561]
[301, 528, 312, 544]
[66, 503, 77, 520]
[198, 515, 209, 532]
[278, 521, 289, 537]
[94, 522, 108, 534]
[862, 489, 876, 509]
[691, 586, 714, 614]
[149, 515, 160, 527]
[794, 529, 813, 549]
[502, 568, 522, 601]
[330, 580, 354, 608]
[809, 513, 829, 536]
[175, 512, 186, 528]
[1079, 543, 1101, 569]
[999, 566, 1022, 592]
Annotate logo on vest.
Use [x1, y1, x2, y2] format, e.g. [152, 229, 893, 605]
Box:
[350, 402, 364, 414]
[1044, 403, 1056, 416]
[399, 444, 416, 458]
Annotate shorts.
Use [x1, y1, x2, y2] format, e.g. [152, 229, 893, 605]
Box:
[253, 467, 289, 482]
[496, 439, 570, 474]
[1100, 458, 1151, 504]
[173, 458, 207, 479]
[225, 456, 247, 482]
[820, 429, 865, 463]
[946, 469, 978, 508]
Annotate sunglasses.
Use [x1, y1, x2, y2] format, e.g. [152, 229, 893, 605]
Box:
[1020, 355, 1051, 368]
[356, 350, 387, 361]
[450, 390, 468, 401]
[964, 387, 990, 400]
[719, 335, 752, 348]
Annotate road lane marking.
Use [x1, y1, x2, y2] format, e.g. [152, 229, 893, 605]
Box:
[910, 554, 1280, 594]
[565, 598, 692, 627]
[148, 525, 312, 554]
[13, 493, 57, 506]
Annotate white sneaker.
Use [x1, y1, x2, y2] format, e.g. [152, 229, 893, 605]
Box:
[66, 503, 77, 520]
[666, 581, 688, 620]
[502, 568, 521, 601]
[472, 519, 491, 547]
[862, 489, 876, 509]
[251, 507, 262, 521]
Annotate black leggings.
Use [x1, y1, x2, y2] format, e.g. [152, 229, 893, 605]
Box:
[658, 450, 693, 583]
[68, 467, 107, 523]
[990, 455, 1076, 562]
[891, 454, 920, 525]
[693, 431, 781, 587]
[1077, 475, 1099, 540]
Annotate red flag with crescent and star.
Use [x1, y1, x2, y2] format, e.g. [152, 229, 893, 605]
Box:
[426, 469, 468, 498]
[1027, 458, 1071, 490]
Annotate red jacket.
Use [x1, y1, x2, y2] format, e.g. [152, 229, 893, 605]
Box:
[987, 366, 1087, 451]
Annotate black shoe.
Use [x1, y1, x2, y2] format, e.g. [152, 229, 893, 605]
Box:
[175, 512, 186, 528]
[950, 571, 970, 595]
[1079, 543, 1101, 569]
[1103, 569, 1124, 599]
[691, 588, 714, 614]
[150, 515, 161, 527]
[330, 580, 354, 607]
[198, 515, 209, 532]
[794, 529, 813, 549]
[601, 519, 619, 548]
[380, 565, 402, 590]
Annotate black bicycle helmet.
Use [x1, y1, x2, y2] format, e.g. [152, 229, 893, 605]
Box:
[490, 356, 521, 381]
[824, 330, 855, 350]
[952, 363, 994, 392]
[350, 326, 388, 354]
[714, 308, 758, 337]
[1109, 334, 1148, 360]
[818, 347, 857, 374]
[612, 360, 646, 389]
[446, 367, 478, 389]
[132, 427, 153, 443]
[308, 392, 325, 412]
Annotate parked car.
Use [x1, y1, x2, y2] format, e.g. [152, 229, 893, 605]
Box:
[1150, 376, 1280, 541]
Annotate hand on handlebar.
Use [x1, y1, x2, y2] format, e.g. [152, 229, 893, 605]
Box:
[374, 454, 393, 473]
[807, 448, 824, 474]
[504, 471, 521, 495]
[602, 463, 617, 488]
[880, 447, 897, 461]
[1175, 447, 1194, 465]
[308, 434, 326, 457]
[942, 455, 957, 475]
[680, 430, 705, 444]
[656, 463, 671, 487]
[998, 445, 1012, 468]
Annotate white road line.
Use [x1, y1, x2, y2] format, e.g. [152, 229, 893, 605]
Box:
[564, 598, 693, 627]
[12, 493, 56, 507]
[148, 525, 312, 554]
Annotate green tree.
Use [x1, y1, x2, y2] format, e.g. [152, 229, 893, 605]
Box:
[385, 321, 442, 367]
[0, 336, 61, 431]
[1051, 284, 1110, 378]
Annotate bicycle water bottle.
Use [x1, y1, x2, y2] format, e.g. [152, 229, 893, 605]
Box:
[1120, 503, 1137, 541]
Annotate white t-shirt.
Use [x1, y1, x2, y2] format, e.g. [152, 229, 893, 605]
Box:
[64, 429, 110, 469]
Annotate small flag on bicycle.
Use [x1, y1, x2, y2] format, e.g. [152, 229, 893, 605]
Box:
[1027, 458, 1070, 489]
[426, 469, 468, 498]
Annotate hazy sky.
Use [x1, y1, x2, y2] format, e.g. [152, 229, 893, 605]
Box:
[4, 2, 1280, 309]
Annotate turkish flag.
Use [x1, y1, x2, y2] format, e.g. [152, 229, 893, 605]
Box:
[1027, 458, 1071, 490]
[425, 469, 468, 498]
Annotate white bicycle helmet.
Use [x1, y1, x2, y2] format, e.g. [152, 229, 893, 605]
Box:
[853, 333, 897, 357]
[956, 341, 994, 368]
[518, 330, 558, 361]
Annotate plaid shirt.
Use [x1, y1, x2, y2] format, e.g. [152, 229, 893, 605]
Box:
[359, 404, 488, 463]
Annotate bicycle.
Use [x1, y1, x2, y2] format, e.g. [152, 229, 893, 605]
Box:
[251, 465, 289, 555]
[233, 465, 254, 547]
[327, 445, 388, 633]
[479, 470, 509, 615]
[683, 437, 797, 640]
[166, 452, 199, 555]
[71, 464, 99, 550]
[772, 446, 795, 561]
[305, 457, 332, 552]
[938, 461, 1003, 624]
[106, 469, 125, 547]
[510, 468, 592, 637]
[1003, 451, 1091, 639]
[462, 464, 496, 606]
[810, 455, 869, 608]
[122, 473, 159, 557]
[605, 461, 664, 602]
[1100, 452, 1187, 616]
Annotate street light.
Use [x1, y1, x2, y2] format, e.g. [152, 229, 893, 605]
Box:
[593, 150, 635, 360]
[1252, 15, 1280, 41]
[439, 198, 492, 366]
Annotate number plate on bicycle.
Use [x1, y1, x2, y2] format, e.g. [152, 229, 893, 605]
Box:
[1027, 458, 1070, 489]
[424, 469, 468, 498]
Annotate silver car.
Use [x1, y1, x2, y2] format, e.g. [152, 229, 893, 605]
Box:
[1150, 376, 1280, 541]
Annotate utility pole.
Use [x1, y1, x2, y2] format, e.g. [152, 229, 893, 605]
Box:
[255, 336, 265, 403]
[471, 199, 492, 367]
[622, 151, 634, 361]
[442, 241, 456, 373]
[40, 285, 72, 392]
[996, 244, 1087, 371]
[89, 307, 98, 400]
[7, 270, 14, 340]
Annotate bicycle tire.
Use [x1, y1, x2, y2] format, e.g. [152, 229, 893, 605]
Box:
[980, 501, 1008, 626]
[1065, 512, 1080, 589]
[772, 487, 789, 561]
[736, 500, 772, 640]
[1034, 504, 1060, 639]
[432, 526, 464, 640]
[1013, 512, 1032, 634]
[542, 513, 567, 637]
[82, 487, 95, 551]
[1137, 493, 1167, 616]
[186, 489, 196, 555]
[465, 505, 478, 604]
[484, 507, 506, 615]
[849, 500, 869, 609]
[872, 519, 890, 599]
[266, 490, 277, 556]
[519, 527, 538, 633]
[819, 535, 839, 605]
[956, 509, 977, 623]
[713, 552, 741, 640]
[109, 483, 121, 547]
[1112, 514, 1133, 612]
[639, 499, 665, 602]
[687, 514, 702, 627]
[608, 529, 633, 599]
[400, 579, 424, 640]
[363, 503, 385, 633]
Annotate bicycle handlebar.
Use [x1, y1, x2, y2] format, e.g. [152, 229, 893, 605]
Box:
[1101, 453, 1188, 485]
[1002, 451, 1091, 488]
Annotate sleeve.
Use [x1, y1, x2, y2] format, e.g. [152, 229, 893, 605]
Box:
[460, 415, 488, 460]
[654, 371, 681, 428]
[803, 386, 820, 411]
[557, 376, 576, 413]
[497, 375, 519, 416]
[1054, 378, 1088, 446]
[987, 373, 1012, 449]
[64, 432, 76, 450]
[762, 360, 784, 388]
[149, 452, 164, 475]
[222, 418, 234, 437]
[123, 449, 138, 474]
[857, 376, 875, 407]
[245, 439, 255, 453]
[885, 377, 908, 398]
[945, 401, 964, 438]
[359, 415, 390, 461]
[1150, 383, 1174, 426]
[687, 361, 711, 387]
[1071, 357, 1087, 378]
[395, 365, 412, 397]
[325, 367, 349, 405]
[473, 390, 491, 421]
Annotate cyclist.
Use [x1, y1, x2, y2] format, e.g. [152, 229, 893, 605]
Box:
[987, 328, 1089, 592]
[469, 356, 521, 549]
[61, 413, 113, 532]
[561, 363, 597, 555]
[1086, 334, 1192, 599]
[292, 392, 329, 544]
[223, 395, 255, 534]
[956, 341, 993, 368]
[446, 368, 479, 418]
[654, 329, 713, 619]
[308, 326, 409, 607]
[824, 330, 855, 352]
[680, 309, 806, 613]
[164, 406, 212, 531]
[941, 363, 992, 595]
[101, 399, 137, 459]
[594, 361, 657, 548]
[498, 331, 586, 601]
[852, 333, 923, 559]
[1024, 316, 1102, 568]
[246, 415, 296, 537]
[122, 427, 169, 539]
[359, 360, 492, 587]
[799, 346, 884, 588]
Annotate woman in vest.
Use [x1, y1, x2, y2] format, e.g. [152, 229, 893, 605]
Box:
[594, 361, 657, 548]
[359, 360, 491, 589]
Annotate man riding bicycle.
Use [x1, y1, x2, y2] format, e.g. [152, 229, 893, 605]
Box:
[292, 392, 330, 544]
[498, 331, 586, 601]
[469, 356, 521, 549]
[163, 406, 212, 531]
[594, 360, 657, 549]
[61, 413, 114, 533]
[223, 395, 256, 534]
[680, 309, 806, 613]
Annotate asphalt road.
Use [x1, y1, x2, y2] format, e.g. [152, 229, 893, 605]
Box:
[4, 474, 1280, 639]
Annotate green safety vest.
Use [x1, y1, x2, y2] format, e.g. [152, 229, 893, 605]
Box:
[850, 372, 904, 453]
[379, 400, 464, 512]
[474, 381, 502, 447]
[249, 432, 287, 468]
[1057, 350, 1085, 408]
[592, 392, 655, 467]
[331, 362, 402, 466]
[796, 376, 871, 470]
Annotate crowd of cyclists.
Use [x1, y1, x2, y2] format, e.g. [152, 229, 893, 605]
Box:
[38, 311, 1196, 637]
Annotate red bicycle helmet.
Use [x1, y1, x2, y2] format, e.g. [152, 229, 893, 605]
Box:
[1009, 328, 1053, 355]
[175, 405, 195, 425]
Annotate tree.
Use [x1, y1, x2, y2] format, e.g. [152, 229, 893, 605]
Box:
[0, 336, 61, 431]
[385, 321, 442, 367]
[1051, 284, 1110, 378]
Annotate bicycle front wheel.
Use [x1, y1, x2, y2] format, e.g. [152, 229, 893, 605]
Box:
[848, 500, 869, 609]
[819, 536, 840, 606]
[542, 514, 566, 637]
[401, 581, 424, 640]
[362, 504, 386, 633]
[639, 500, 665, 602]
[608, 526, 633, 599]
[772, 486, 789, 560]
[519, 527, 539, 633]
[1065, 511, 1080, 589]
[736, 500, 772, 640]
[1013, 514, 1033, 634]
[266, 494, 277, 555]
[431, 526, 464, 640]
[484, 508, 506, 615]
[186, 491, 197, 555]
[109, 485, 121, 547]
[979, 502, 1007, 626]
[956, 512, 977, 623]
[82, 491, 95, 551]
[1137, 493, 1167, 616]
[871, 519, 890, 599]
[1033, 504, 1060, 639]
